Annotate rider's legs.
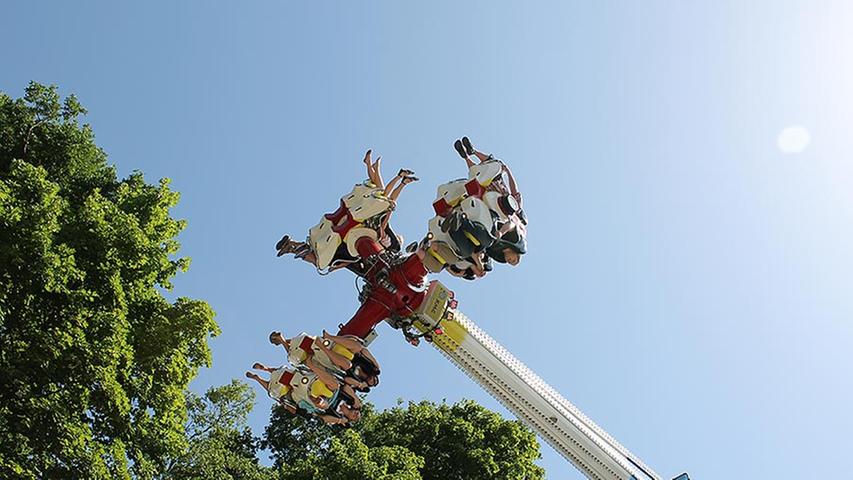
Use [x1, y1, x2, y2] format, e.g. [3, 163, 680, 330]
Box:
[363, 149, 381, 187]
[252, 362, 276, 373]
[305, 358, 342, 392]
[276, 238, 318, 267]
[342, 376, 370, 390]
[315, 339, 353, 371]
[384, 172, 403, 197]
[388, 176, 417, 203]
[323, 330, 381, 371]
[245, 372, 270, 391]
[372, 156, 384, 189]
[471, 150, 491, 163]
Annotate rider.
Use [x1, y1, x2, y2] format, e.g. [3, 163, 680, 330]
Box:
[245, 364, 299, 414]
[290, 357, 363, 425]
[447, 251, 492, 279]
[423, 238, 491, 280]
[246, 361, 361, 425]
[485, 162, 527, 266]
[275, 149, 417, 269]
[452, 136, 527, 266]
[269, 330, 380, 390]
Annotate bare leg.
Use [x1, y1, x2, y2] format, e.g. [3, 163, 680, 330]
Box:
[363, 149, 380, 186]
[278, 242, 319, 268]
[315, 340, 353, 371]
[383, 168, 415, 197]
[252, 362, 276, 373]
[472, 150, 491, 163]
[455, 139, 476, 168]
[389, 182, 406, 204]
[383, 173, 403, 197]
[323, 331, 380, 370]
[299, 251, 318, 267]
[277, 237, 315, 264]
[388, 176, 417, 203]
[323, 331, 366, 352]
[343, 376, 370, 390]
[372, 156, 384, 189]
[305, 358, 342, 392]
[246, 372, 270, 391]
[378, 214, 393, 245]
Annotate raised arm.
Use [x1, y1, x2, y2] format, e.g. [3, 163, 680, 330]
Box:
[502, 163, 520, 200]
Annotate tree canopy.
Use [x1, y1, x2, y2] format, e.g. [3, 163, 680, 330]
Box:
[264, 400, 545, 480]
[0, 82, 219, 479]
[162, 380, 273, 480]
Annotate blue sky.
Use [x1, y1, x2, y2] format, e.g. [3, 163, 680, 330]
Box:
[4, 1, 853, 478]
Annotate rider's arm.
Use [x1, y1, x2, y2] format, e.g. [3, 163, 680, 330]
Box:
[502, 163, 521, 203]
[319, 414, 347, 425]
[447, 266, 466, 278]
[470, 254, 487, 277]
[279, 401, 297, 414]
[498, 220, 516, 237]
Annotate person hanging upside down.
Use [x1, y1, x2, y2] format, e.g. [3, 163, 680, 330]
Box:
[320, 329, 381, 384]
[454, 136, 497, 171]
[269, 330, 380, 390]
[274, 149, 417, 272]
[424, 208, 496, 280]
[362, 149, 418, 204]
[484, 163, 527, 266]
[247, 362, 361, 425]
[452, 136, 520, 199]
[292, 357, 363, 425]
[445, 250, 492, 280]
[452, 136, 527, 266]
[245, 364, 298, 414]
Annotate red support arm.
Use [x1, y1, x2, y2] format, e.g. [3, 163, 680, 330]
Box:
[337, 298, 389, 339]
[355, 236, 384, 258]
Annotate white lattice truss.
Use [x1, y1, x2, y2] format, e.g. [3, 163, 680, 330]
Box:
[428, 310, 660, 480]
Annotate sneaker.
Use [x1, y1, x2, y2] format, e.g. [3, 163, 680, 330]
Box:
[275, 234, 290, 251]
[461, 136, 475, 155]
[453, 139, 467, 159]
[277, 239, 307, 257]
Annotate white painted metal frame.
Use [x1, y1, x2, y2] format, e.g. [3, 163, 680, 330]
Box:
[431, 310, 660, 480]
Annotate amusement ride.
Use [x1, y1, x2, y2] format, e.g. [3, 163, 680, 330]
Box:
[246, 137, 690, 480]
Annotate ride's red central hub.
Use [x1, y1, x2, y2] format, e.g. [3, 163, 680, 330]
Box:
[337, 238, 429, 339]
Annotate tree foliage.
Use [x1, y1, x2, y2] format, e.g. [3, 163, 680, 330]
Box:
[263, 400, 545, 480]
[163, 380, 274, 480]
[0, 82, 219, 479]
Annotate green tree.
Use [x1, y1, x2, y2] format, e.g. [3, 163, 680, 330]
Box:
[279, 430, 424, 480]
[263, 400, 545, 480]
[163, 380, 274, 480]
[0, 83, 219, 479]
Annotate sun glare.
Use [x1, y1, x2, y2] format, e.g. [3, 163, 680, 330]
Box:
[777, 126, 811, 154]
